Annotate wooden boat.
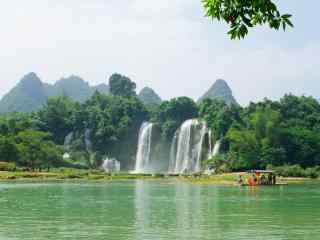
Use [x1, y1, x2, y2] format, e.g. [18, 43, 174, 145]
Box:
[238, 170, 287, 186]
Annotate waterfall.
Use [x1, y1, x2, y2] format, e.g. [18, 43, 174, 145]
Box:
[84, 129, 92, 152]
[64, 132, 74, 149]
[102, 158, 120, 173]
[195, 122, 207, 172]
[212, 140, 221, 157]
[134, 122, 154, 173]
[168, 130, 179, 173]
[170, 119, 207, 174]
[208, 130, 212, 158]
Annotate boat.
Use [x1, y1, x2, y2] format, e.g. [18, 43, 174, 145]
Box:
[238, 170, 287, 186]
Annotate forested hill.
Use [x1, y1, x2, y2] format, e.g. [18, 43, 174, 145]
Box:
[138, 87, 162, 105]
[0, 72, 320, 175]
[0, 73, 48, 113]
[198, 79, 238, 105]
[0, 73, 239, 113]
[0, 73, 109, 113]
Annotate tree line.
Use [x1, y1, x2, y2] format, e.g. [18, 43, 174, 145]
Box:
[0, 73, 319, 173]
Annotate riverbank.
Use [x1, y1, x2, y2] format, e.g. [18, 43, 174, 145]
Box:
[0, 169, 164, 181]
[0, 169, 316, 184]
[182, 172, 313, 185]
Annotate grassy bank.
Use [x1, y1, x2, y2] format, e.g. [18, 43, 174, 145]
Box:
[0, 169, 316, 184]
[0, 169, 166, 181]
[181, 172, 313, 185]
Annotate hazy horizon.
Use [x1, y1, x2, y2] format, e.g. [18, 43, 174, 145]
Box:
[0, 0, 319, 105]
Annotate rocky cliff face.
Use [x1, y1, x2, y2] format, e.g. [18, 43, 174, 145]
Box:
[198, 79, 238, 105]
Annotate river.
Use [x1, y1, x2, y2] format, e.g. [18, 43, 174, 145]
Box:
[0, 180, 319, 240]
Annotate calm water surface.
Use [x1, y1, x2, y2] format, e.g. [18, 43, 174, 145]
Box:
[0, 180, 319, 240]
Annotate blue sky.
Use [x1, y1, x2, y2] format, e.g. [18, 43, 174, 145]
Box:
[0, 0, 319, 105]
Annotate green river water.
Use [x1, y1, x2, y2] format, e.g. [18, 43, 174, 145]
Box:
[0, 180, 319, 240]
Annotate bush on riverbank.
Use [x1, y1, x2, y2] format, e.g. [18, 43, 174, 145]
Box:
[0, 162, 16, 171]
[268, 164, 320, 179]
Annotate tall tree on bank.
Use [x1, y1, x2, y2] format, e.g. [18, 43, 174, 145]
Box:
[203, 0, 293, 39]
[109, 73, 136, 97]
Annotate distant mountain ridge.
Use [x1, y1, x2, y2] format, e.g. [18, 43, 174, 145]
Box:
[198, 79, 238, 105]
[0, 73, 109, 113]
[0, 74, 237, 113]
[138, 87, 162, 105]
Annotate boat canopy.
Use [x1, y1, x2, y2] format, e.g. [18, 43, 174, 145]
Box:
[247, 170, 274, 174]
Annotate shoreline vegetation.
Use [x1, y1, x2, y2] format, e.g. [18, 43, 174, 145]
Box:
[0, 169, 317, 185]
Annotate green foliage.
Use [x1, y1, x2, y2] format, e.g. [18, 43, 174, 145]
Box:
[16, 130, 63, 170]
[203, 154, 232, 174]
[37, 96, 76, 144]
[0, 162, 16, 171]
[156, 97, 198, 139]
[109, 73, 136, 97]
[0, 136, 19, 162]
[71, 91, 148, 168]
[199, 98, 242, 137]
[224, 96, 320, 170]
[1, 76, 320, 175]
[203, 0, 293, 39]
[270, 164, 319, 179]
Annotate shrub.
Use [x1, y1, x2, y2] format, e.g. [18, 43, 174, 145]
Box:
[272, 165, 320, 178]
[274, 164, 306, 177]
[305, 167, 319, 179]
[0, 162, 16, 171]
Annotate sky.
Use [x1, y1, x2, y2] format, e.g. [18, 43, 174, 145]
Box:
[0, 0, 319, 105]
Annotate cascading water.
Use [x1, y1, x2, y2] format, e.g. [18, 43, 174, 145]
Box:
[84, 129, 92, 152]
[170, 119, 207, 174]
[212, 140, 221, 157]
[134, 122, 154, 173]
[168, 130, 179, 173]
[102, 158, 120, 173]
[195, 122, 207, 172]
[208, 130, 212, 158]
[63, 132, 74, 159]
[64, 132, 74, 150]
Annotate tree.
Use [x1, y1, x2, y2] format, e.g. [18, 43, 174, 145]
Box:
[0, 136, 19, 162]
[199, 98, 242, 137]
[37, 96, 75, 144]
[42, 142, 63, 171]
[16, 130, 50, 170]
[203, 0, 293, 39]
[109, 73, 136, 97]
[156, 97, 198, 139]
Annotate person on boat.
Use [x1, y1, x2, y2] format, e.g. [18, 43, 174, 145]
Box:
[247, 177, 253, 186]
[253, 174, 258, 185]
[238, 175, 244, 185]
[272, 174, 277, 185]
[268, 173, 273, 185]
[260, 174, 267, 185]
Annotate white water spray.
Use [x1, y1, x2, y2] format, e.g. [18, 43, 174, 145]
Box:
[64, 132, 74, 149]
[102, 158, 120, 173]
[84, 129, 92, 152]
[208, 130, 212, 158]
[134, 122, 154, 173]
[170, 119, 207, 174]
[212, 140, 221, 157]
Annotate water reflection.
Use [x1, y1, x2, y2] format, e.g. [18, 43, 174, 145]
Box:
[134, 180, 203, 240]
[0, 181, 320, 240]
